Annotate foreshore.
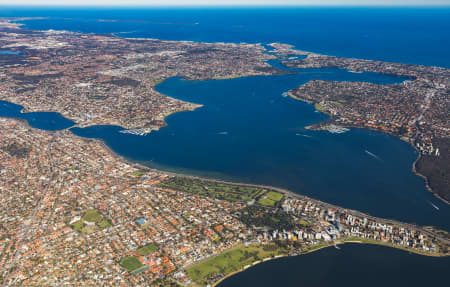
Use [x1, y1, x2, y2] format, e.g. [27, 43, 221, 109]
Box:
[1, 15, 449, 287]
[2, 100, 449, 287]
[411, 149, 450, 205]
[85, 124, 450, 284]
[66, 126, 449, 247]
[209, 243, 333, 287]
[2, 91, 449, 241]
[209, 239, 447, 287]
[288, 92, 449, 206]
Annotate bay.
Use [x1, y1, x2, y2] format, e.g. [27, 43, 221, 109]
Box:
[0, 7, 449, 285]
[0, 100, 74, 130]
[70, 66, 450, 231]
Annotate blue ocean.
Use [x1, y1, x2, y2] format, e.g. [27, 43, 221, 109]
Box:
[0, 6, 449, 286]
[1, 6, 450, 67]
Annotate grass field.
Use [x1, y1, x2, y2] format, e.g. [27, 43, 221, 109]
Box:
[186, 244, 288, 285]
[257, 197, 276, 206]
[266, 191, 283, 201]
[304, 242, 331, 252]
[158, 177, 272, 203]
[70, 220, 84, 231]
[83, 210, 103, 223]
[70, 209, 111, 234]
[137, 243, 158, 255]
[314, 103, 329, 114]
[257, 191, 283, 206]
[130, 170, 146, 177]
[98, 219, 112, 228]
[120, 256, 143, 272]
[299, 219, 310, 226]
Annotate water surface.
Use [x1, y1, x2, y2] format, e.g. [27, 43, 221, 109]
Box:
[70, 66, 450, 231]
[0, 100, 74, 130]
[3, 6, 450, 68]
[0, 8, 449, 284]
[219, 244, 450, 287]
[0, 51, 20, 55]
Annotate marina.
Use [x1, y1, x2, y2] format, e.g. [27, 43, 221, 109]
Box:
[323, 124, 350, 134]
[119, 128, 151, 136]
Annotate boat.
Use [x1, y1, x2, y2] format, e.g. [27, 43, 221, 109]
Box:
[428, 201, 440, 210]
[365, 150, 382, 161]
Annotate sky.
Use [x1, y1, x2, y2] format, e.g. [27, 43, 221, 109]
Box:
[0, 0, 449, 6]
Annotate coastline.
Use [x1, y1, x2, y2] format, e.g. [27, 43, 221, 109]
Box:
[21, 113, 445, 246]
[2, 83, 449, 237]
[81, 121, 450, 284]
[5, 107, 445, 242]
[2, 102, 449, 287]
[2, 17, 447, 205]
[209, 243, 338, 287]
[14, 95, 203, 134]
[209, 239, 447, 287]
[288, 92, 449, 206]
[0, 14, 449, 287]
[411, 150, 450, 205]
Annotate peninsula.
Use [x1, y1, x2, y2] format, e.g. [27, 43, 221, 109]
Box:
[0, 18, 449, 287]
[0, 18, 281, 131]
[1, 19, 448, 203]
[269, 43, 450, 203]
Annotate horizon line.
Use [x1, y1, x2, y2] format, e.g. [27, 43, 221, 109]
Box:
[1, 4, 450, 7]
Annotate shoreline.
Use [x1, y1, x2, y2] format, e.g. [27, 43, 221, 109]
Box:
[209, 243, 338, 287]
[12, 17, 450, 71]
[1, 105, 448, 242]
[0, 16, 448, 287]
[411, 149, 450, 205]
[4, 90, 445, 209]
[209, 240, 447, 287]
[288, 93, 449, 206]
[10, 95, 203, 134]
[2, 105, 450, 287]
[2, 17, 447, 205]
